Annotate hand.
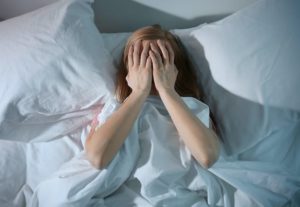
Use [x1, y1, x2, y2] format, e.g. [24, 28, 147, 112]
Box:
[126, 40, 152, 96]
[149, 40, 178, 94]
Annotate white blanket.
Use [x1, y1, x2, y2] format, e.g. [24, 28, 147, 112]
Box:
[1, 96, 299, 206]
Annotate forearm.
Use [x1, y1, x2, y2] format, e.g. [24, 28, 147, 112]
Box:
[85, 91, 147, 169]
[159, 89, 220, 168]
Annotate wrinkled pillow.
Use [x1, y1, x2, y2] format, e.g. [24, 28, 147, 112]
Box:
[182, 0, 300, 159]
[0, 0, 116, 142]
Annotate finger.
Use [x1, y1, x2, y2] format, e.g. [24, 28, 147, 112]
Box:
[133, 40, 142, 67]
[127, 45, 133, 69]
[150, 43, 163, 67]
[145, 56, 152, 70]
[150, 42, 160, 56]
[157, 40, 169, 64]
[140, 41, 150, 67]
[165, 41, 175, 63]
[149, 50, 159, 70]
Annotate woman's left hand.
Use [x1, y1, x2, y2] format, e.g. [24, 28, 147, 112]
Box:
[149, 40, 178, 93]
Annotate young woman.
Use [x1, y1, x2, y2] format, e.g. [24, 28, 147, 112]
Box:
[85, 25, 220, 170]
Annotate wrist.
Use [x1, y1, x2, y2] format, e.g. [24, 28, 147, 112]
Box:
[157, 87, 177, 97]
[130, 90, 149, 100]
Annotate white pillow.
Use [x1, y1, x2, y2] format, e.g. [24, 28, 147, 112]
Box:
[183, 0, 300, 157]
[0, 0, 116, 142]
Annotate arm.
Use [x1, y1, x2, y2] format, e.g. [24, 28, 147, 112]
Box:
[85, 40, 152, 169]
[159, 88, 220, 168]
[85, 91, 147, 169]
[150, 40, 220, 168]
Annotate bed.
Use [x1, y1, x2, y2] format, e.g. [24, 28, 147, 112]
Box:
[0, 0, 299, 206]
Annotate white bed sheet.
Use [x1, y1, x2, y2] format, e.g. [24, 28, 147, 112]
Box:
[1, 95, 299, 206]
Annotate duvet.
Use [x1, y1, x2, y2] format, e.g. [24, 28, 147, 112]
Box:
[1, 96, 299, 207]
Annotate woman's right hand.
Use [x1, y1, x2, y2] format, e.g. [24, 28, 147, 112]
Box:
[126, 40, 152, 97]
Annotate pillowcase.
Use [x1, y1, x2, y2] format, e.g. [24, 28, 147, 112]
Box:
[0, 0, 116, 142]
[181, 0, 300, 159]
[102, 32, 130, 67]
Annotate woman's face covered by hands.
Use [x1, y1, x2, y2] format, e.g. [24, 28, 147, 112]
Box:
[126, 39, 178, 96]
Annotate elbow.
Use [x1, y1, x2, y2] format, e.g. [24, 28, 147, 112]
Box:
[202, 133, 221, 169]
[85, 142, 107, 170]
[88, 154, 106, 170]
[199, 144, 220, 169]
[85, 150, 106, 170]
[200, 154, 218, 169]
